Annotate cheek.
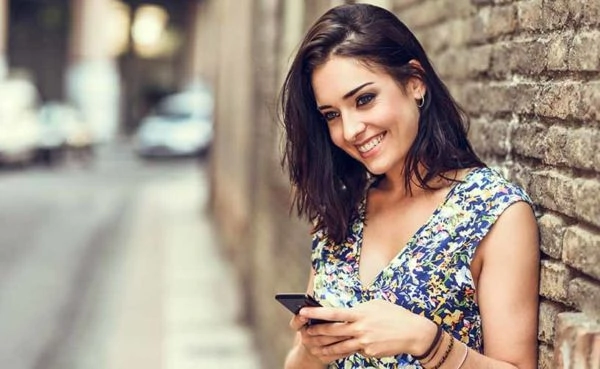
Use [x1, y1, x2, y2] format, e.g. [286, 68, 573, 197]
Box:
[327, 124, 346, 149]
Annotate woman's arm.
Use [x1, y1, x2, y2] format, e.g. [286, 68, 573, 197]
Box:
[421, 200, 540, 369]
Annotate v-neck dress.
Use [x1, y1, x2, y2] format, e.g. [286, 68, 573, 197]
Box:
[310, 167, 533, 368]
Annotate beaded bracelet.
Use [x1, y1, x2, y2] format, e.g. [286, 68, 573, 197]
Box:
[419, 332, 445, 365]
[431, 334, 454, 369]
[413, 324, 443, 360]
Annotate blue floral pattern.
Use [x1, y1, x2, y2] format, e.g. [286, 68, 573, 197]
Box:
[311, 167, 532, 368]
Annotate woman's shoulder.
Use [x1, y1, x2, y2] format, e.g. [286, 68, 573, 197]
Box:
[460, 166, 533, 206]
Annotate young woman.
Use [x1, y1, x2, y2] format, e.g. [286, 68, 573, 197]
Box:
[279, 4, 539, 369]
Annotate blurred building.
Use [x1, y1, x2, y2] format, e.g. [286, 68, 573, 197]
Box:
[0, 0, 206, 141]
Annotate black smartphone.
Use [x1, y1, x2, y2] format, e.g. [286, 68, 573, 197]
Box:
[274, 293, 330, 325]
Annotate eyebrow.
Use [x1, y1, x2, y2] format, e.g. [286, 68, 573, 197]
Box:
[317, 82, 374, 110]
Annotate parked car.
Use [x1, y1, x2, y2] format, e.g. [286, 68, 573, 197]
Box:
[35, 102, 94, 165]
[134, 88, 213, 158]
[0, 76, 41, 166]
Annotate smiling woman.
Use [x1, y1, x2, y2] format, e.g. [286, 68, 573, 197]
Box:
[279, 4, 540, 369]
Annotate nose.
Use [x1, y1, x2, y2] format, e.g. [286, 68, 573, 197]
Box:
[342, 114, 366, 142]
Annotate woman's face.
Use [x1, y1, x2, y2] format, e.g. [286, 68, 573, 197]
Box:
[311, 56, 424, 177]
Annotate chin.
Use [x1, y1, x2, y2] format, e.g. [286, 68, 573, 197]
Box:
[364, 163, 388, 176]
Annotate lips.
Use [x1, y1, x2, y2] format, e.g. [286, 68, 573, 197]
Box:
[357, 133, 385, 153]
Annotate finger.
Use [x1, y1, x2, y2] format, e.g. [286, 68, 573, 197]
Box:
[300, 332, 352, 347]
[306, 321, 355, 337]
[319, 338, 362, 358]
[299, 306, 358, 323]
[289, 315, 309, 331]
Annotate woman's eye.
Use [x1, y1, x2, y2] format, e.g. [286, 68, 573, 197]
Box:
[323, 111, 339, 121]
[356, 94, 374, 107]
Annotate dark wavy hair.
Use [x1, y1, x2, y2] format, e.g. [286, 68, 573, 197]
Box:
[279, 4, 484, 243]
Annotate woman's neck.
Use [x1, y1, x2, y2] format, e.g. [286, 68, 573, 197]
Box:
[377, 165, 460, 199]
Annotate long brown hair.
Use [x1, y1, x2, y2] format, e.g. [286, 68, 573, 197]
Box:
[280, 4, 483, 243]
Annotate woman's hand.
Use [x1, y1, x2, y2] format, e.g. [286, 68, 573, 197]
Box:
[299, 299, 438, 359]
[289, 312, 354, 364]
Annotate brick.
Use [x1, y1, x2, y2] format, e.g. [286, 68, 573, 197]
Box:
[562, 227, 600, 280]
[512, 121, 547, 160]
[447, 18, 472, 48]
[468, 9, 489, 44]
[436, 49, 470, 80]
[461, 82, 539, 115]
[462, 82, 499, 112]
[540, 259, 575, 303]
[509, 162, 536, 196]
[529, 171, 600, 228]
[546, 31, 572, 71]
[541, 0, 569, 30]
[487, 4, 517, 38]
[467, 44, 492, 75]
[470, 5, 518, 43]
[512, 83, 539, 115]
[539, 299, 568, 343]
[569, 0, 600, 27]
[567, 278, 600, 320]
[554, 312, 600, 369]
[517, 125, 600, 172]
[528, 171, 575, 219]
[399, 0, 448, 29]
[538, 343, 554, 369]
[569, 30, 600, 71]
[419, 19, 473, 54]
[533, 81, 600, 121]
[490, 39, 548, 77]
[578, 180, 600, 229]
[534, 82, 580, 120]
[517, 0, 543, 31]
[418, 24, 451, 55]
[560, 127, 600, 172]
[513, 40, 548, 75]
[468, 118, 511, 156]
[538, 213, 567, 259]
[579, 81, 600, 122]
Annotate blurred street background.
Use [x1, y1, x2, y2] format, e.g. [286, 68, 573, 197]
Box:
[1, 0, 599, 369]
[0, 142, 260, 369]
[0, 0, 260, 368]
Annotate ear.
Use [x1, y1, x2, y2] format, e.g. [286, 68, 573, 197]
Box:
[407, 59, 426, 99]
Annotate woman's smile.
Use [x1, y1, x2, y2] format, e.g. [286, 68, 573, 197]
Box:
[356, 132, 386, 157]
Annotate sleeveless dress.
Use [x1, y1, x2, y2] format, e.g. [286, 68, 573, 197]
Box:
[311, 167, 533, 368]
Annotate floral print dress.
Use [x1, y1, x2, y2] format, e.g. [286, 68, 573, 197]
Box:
[311, 167, 533, 368]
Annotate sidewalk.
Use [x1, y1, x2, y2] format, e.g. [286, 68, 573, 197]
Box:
[104, 165, 262, 369]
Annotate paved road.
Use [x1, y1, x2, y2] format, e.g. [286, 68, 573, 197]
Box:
[0, 142, 261, 369]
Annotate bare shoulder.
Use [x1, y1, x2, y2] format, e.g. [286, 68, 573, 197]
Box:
[479, 200, 539, 259]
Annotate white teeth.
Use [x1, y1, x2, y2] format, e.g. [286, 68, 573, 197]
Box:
[357, 134, 384, 153]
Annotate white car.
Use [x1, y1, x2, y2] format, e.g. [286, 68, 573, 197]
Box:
[0, 77, 41, 166]
[36, 102, 94, 165]
[134, 89, 213, 158]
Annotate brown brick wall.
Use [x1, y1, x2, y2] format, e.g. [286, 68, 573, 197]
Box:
[198, 0, 600, 368]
